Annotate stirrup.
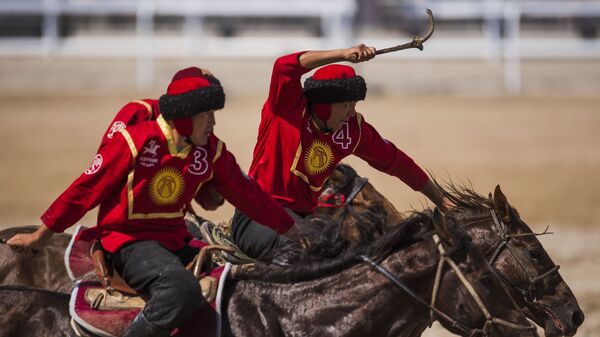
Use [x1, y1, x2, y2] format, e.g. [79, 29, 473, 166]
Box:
[199, 221, 255, 265]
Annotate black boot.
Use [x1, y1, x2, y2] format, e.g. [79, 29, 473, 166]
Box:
[122, 312, 170, 337]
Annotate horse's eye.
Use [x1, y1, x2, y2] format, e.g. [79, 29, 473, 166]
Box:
[529, 250, 541, 260]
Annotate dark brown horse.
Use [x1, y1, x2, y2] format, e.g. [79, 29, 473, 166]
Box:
[0, 211, 535, 337]
[443, 184, 585, 337]
[318, 164, 584, 337]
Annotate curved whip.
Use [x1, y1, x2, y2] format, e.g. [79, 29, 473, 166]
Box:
[376, 9, 435, 54]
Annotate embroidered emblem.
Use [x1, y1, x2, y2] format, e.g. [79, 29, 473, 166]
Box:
[107, 121, 126, 139]
[304, 140, 334, 175]
[84, 154, 103, 175]
[143, 139, 160, 157]
[149, 167, 185, 206]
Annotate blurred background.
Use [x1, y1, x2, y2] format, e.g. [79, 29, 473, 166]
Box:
[0, 0, 599, 335]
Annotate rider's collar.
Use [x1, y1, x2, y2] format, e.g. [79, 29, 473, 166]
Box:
[309, 108, 333, 134]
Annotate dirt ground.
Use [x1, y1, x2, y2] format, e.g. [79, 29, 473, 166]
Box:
[0, 58, 599, 336]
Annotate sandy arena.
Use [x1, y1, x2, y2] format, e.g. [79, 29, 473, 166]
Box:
[0, 58, 598, 336]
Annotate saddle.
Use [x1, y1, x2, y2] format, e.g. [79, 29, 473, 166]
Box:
[66, 225, 234, 337]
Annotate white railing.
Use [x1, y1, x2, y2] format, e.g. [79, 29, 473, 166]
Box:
[0, 0, 356, 87]
[0, 0, 599, 92]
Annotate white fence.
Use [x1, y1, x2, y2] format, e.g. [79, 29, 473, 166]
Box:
[0, 0, 599, 92]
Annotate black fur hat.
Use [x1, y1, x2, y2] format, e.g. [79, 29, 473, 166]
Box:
[303, 64, 366, 104]
[159, 69, 225, 120]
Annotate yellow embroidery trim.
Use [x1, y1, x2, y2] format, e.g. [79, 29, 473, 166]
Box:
[352, 113, 364, 153]
[157, 115, 191, 159]
[121, 129, 138, 158]
[132, 100, 153, 119]
[213, 140, 223, 163]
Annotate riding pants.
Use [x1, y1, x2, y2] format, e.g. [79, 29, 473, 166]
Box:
[111, 240, 205, 333]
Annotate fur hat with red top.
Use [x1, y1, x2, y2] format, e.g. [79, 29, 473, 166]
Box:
[303, 64, 366, 122]
[159, 67, 225, 136]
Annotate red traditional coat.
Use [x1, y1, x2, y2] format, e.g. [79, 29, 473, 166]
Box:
[42, 115, 294, 253]
[248, 52, 429, 215]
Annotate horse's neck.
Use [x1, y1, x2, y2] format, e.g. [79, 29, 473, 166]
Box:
[227, 241, 439, 337]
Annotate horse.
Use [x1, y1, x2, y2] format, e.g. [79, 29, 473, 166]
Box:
[318, 164, 584, 337]
[0, 210, 536, 337]
[0, 165, 584, 336]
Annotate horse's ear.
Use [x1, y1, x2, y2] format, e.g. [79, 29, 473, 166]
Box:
[432, 208, 454, 245]
[493, 185, 511, 223]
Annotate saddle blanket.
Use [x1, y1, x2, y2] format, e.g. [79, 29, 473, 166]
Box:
[66, 225, 230, 337]
[70, 264, 231, 337]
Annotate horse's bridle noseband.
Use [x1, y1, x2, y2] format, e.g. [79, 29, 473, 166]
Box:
[486, 210, 560, 303]
[360, 233, 536, 336]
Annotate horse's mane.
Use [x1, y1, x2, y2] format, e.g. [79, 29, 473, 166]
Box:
[235, 211, 439, 283]
[431, 178, 494, 213]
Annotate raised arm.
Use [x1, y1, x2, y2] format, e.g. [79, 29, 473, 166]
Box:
[299, 44, 376, 69]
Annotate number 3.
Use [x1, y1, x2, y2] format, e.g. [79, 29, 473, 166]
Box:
[189, 148, 209, 175]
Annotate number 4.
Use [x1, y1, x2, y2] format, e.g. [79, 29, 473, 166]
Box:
[332, 123, 352, 150]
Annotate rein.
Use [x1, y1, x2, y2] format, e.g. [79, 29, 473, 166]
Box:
[360, 234, 536, 336]
[486, 210, 560, 302]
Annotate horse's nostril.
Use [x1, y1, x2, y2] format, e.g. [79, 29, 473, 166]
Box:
[571, 309, 585, 327]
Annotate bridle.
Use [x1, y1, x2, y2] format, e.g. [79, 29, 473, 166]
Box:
[484, 209, 560, 303]
[360, 234, 536, 336]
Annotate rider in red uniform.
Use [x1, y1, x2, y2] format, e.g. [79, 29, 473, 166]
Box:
[231, 44, 451, 260]
[8, 70, 295, 337]
[98, 69, 224, 210]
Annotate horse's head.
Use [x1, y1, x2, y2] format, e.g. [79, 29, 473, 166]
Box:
[429, 209, 536, 337]
[484, 185, 584, 337]
[316, 164, 403, 243]
[446, 184, 584, 337]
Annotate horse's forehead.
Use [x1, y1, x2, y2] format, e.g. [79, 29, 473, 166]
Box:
[325, 171, 347, 188]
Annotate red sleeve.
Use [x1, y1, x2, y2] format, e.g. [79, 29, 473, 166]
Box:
[209, 147, 295, 234]
[41, 133, 132, 233]
[266, 51, 312, 118]
[99, 100, 156, 149]
[353, 117, 429, 191]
